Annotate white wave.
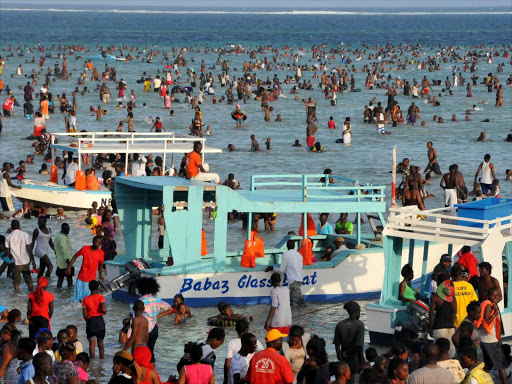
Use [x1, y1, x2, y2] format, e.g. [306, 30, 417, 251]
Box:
[1, 8, 511, 15]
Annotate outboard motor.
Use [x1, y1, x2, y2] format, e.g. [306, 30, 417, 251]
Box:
[100, 259, 150, 295]
[394, 300, 430, 338]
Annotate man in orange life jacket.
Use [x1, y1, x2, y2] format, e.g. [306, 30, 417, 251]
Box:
[265, 240, 306, 307]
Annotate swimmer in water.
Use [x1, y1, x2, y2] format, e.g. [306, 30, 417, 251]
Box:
[292, 139, 302, 147]
[477, 132, 489, 142]
[250, 135, 260, 151]
[265, 137, 271, 150]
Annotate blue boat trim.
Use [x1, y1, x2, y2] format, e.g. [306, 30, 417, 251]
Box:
[112, 289, 381, 307]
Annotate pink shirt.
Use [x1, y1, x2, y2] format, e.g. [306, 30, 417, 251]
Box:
[184, 364, 212, 384]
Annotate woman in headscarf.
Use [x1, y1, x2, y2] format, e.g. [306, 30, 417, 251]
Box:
[133, 346, 161, 384]
[109, 350, 142, 384]
[27, 276, 54, 339]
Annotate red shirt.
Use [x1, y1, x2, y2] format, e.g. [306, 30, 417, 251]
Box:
[457, 251, 479, 278]
[246, 348, 294, 384]
[28, 290, 54, 320]
[184, 151, 201, 178]
[76, 246, 104, 282]
[328, 120, 336, 129]
[82, 293, 105, 319]
[3, 98, 13, 111]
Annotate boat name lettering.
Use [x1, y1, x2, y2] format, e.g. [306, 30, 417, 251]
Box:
[180, 272, 318, 295]
[180, 277, 229, 294]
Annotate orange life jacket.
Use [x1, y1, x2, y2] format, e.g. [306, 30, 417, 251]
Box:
[480, 300, 502, 341]
[86, 174, 100, 190]
[50, 165, 58, 184]
[298, 238, 313, 266]
[298, 214, 317, 237]
[74, 170, 86, 191]
[241, 231, 265, 268]
[201, 229, 208, 256]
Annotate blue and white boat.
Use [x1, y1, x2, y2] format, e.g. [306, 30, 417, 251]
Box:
[104, 174, 449, 306]
[10, 132, 221, 210]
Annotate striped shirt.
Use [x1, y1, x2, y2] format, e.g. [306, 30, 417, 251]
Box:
[140, 294, 171, 332]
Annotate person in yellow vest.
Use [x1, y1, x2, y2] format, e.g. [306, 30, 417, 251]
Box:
[479, 288, 507, 384]
[459, 346, 493, 384]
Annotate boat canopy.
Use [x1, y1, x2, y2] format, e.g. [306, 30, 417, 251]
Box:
[50, 132, 222, 173]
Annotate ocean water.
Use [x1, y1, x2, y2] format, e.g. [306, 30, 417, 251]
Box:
[0, 6, 511, 381]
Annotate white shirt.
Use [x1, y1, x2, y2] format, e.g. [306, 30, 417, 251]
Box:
[270, 286, 292, 327]
[131, 156, 147, 177]
[6, 229, 31, 265]
[230, 353, 251, 383]
[226, 338, 263, 384]
[153, 78, 161, 89]
[0, 171, 12, 198]
[331, 244, 349, 259]
[273, 249, 303, 283]
[64, 162, 79, 185]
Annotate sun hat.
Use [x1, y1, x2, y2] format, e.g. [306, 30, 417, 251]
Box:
[265, 329, 287, 342]
[436, 280, 454, 302]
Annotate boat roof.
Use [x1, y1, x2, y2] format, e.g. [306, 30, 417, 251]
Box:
[49, 132, 222, 155]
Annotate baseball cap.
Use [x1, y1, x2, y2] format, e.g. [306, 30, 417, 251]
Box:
[265, 329, 287, 342]
[0, 306, 6, 314]
[441, 254, 452, 262]
[437, 280, 454, 302]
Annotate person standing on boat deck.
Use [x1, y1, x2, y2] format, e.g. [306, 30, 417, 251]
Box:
[136, 277, 174, 363]
[317, 213, 334, 235]
[1, 163, 21, 211]
[130, 154, 147, 177]
[66, 236, 104, 303]
[265, 240, 307, 307]
[63, 155, 78, 186]
[474, 154, 496, 196]
[333, 301, 365, 384]
[183, 141, 221, 184]
[264, 273, 292, 334]
[430, 254, 452, 299]
[31, 216, 55, 278]
[5, 220, 35, 291]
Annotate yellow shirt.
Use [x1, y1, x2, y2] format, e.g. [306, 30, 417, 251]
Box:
[453, 280, 478, 327]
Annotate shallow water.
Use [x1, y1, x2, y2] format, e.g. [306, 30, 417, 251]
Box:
[0, 6, 511, 382]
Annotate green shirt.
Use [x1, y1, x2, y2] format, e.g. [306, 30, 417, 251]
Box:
[54, 233, 73, 269]
[335, 220, 353, 234]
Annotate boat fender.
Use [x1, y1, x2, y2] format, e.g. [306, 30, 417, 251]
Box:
[75, 170, 86, 191]
[241, 230, 264, 268]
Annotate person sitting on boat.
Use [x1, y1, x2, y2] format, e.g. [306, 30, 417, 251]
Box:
[335, 213, 353, 235]
[398, 264, 423, 307]
[331, 237, 348, 259]
[63, 155, 79, 186]
[183, 141, 221, 184]
[317, 213, 333, 235]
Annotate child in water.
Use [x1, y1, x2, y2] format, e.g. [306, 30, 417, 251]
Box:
[207, 302, 252, 323]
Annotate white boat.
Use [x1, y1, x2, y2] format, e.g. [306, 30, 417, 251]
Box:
[9, 132, 222, 210]
[103, 174, 450, 306]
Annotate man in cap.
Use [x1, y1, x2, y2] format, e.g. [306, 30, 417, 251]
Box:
[429, 275, 457, 357]
[331, 237, 349, 259]
[431, 254, 452, 298]
[245, 329, 294, 384]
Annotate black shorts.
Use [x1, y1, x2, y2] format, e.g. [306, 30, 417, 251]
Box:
[86, 315, 105, 340]
[3, 110, 11, 117]
[29, 316, 50, 339]
[56, 267, 74, 277]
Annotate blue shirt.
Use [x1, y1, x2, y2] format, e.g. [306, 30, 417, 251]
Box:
[19, 360, 35, 384]
[317, 222, 334, 235]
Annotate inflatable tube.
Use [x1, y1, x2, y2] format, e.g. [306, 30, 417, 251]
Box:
[182, 86, 194, 93]
[231, 111, 247, 121]
[171, 86, 185, 94]
[207, 318, 236, 327]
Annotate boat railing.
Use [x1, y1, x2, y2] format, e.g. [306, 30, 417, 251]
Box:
[385, 206, 512, 245]
[52, 131, 207, 146]
[249, 174, 386, 202]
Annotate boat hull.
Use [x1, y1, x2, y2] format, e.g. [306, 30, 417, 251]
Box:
[107, 242, 447, 306]
[10, 180, 111, 210]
